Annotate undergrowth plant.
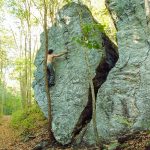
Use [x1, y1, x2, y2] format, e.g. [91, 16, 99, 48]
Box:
[11, 104, 47, 136]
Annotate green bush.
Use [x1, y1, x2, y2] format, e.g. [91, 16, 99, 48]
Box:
[0, 83, 22, 115]
[11, 104, 46, 135]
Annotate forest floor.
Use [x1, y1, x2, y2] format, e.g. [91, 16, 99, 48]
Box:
[1, 115, 150, 150]
[0, 115, 50, 150]
[0, 115, 18, 150]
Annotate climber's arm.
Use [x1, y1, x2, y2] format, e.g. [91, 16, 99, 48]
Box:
[53, 51, 68, 58]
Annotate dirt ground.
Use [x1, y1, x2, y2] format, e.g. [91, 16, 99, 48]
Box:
[0, 116, 49, 150]
[1, 116, 150, 150]
[0, 116, 18, 150]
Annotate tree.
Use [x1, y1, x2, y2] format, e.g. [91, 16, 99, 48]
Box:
[43, 0, 54, 141]
[0, 26, 14, 115]
[77, 9, 103, 148]
[6, 0, 40, 108]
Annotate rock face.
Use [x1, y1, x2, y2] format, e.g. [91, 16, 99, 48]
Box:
[33, 2, 118, 145]
[34, 0, 150, 145]
[84, 0, 150, 144]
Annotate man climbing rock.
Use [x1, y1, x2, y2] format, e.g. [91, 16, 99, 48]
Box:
[47, 49, 67, 87]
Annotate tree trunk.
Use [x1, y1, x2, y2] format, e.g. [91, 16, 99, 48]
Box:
[43, 0, 54, 142]
[25, 0, 32, 106]
[78, 10, 102, 147]
[24, 35, 28, 108]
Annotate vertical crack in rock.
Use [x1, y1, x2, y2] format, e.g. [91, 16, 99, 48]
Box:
[71, 33, 119, 143]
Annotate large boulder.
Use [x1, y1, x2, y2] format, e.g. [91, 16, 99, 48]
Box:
[33, 2, 118, 145]
[84, 0, 150, 144]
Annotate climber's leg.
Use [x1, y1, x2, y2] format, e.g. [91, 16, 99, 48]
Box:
[47, 63, 55, 87]
[49, 70, 55, 86]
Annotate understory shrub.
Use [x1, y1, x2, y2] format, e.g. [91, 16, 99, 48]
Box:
[11, 104, 47, 135]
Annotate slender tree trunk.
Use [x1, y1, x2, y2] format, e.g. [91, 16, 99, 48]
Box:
[1, 85, 4, 116]
[90, 80, 100, 146]
[86, 53, 101, 147]
[0, 38, 2, 81]
[43, 0, 54, 141]
[0, 54, 6, 116]
[25, 0, 32, 106]
[24, 36, 28, 108]
[32, 37, 38, 60]
[49, 0, 55, 25]
[1, 71, 6, 115]
[28, 26, 32, 106]
[19, 29, 25, 109]
[78, 10, 102, 147]
[10, 25, 26, 109]
[0, 38, 3, 116]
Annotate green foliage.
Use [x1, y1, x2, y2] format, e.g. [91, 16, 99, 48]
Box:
[74, 36, 101, 49]
[81, 0, 117, 43]
[0, 0, 4, 6]
[0, 29, 14, 69]
[73, 23, 104, 49]
[82, 23, 105, 34]
[11, 104, 46, 135]
[0, 83, 22, 115]
[7, 0, 28, 20]
[63, 0, 72, 3]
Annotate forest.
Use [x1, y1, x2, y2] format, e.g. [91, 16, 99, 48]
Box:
[1, 0, 150, 150]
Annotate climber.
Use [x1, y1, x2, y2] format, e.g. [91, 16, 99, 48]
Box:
[47, 49, 67, 87]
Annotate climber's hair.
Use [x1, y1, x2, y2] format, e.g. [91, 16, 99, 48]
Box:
[48, 49, 54, 54]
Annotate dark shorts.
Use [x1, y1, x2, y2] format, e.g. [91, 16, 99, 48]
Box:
[47, 63, 55, 87]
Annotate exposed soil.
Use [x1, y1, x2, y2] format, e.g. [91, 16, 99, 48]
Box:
[1, 116, 150, 150]
[0, 116, 18, 150]
[115, 131, 150, 150]
[0, 115, 49, 150]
